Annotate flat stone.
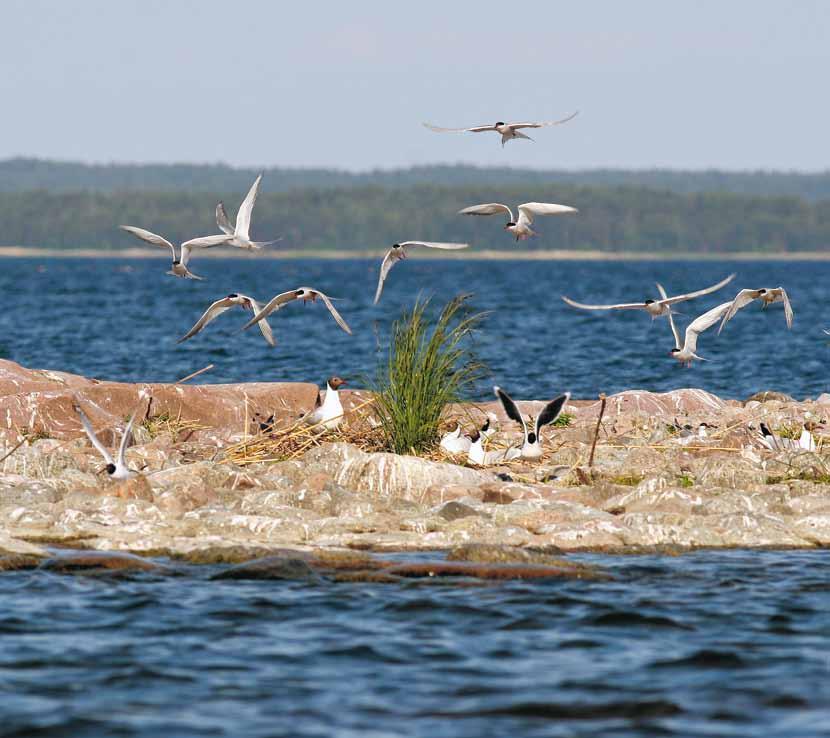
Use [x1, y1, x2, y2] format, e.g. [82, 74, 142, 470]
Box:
[41, 551, 167, 574]
[384, 560, 607, 581]
[211, 555, 322, 581]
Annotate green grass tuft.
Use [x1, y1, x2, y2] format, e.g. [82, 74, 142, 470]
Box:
[553, 413, 574, 428]
[370, 294, 487, 455]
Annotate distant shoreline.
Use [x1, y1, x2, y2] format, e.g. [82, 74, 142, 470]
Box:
[1, 246, 830, 261]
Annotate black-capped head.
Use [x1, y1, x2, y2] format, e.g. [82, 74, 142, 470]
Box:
[228, 292, 238, 299]
[759, 422, 772, 436]
[758, 288, 767, 294]
[527, 432, 537, 444]
[495, 121, 505, 127]
[669, 348, 680, 354]
[172, 259, 180, 266]
[295, 288, 306, 297]
[392, 243, 402, 250]
[481, 418, 490, 432]
[645, 299, 655, 305]
[470, 430, 481, 443]
[504, 222, 516, 228]
[327, 376, 347, 390]
[105, 463, 116, 476]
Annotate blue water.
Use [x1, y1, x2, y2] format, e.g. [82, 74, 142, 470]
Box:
[0, 550, 827, 737]
[1, 257, 826, 399]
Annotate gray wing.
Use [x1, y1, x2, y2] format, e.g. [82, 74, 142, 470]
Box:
[216, 202, 234, 236]
[718, 289, 762, 333]
[73, 403, 114, 465]
[374, 248, 404, 305]
[117, 407, 139, 467]
[510, 111, 579, 130]
[180, 235, 233, 267]
[119, 225, 175, 260]
[398, 241, 469, 251]
[241, 290, 300, 331]
[777, 287, 794, 328]
[685, 301, 732, 353]
[246, 298, 276, 346]
[660, 273, 736, 306]
[561, 295, 648, 311]
[517, 202, 578, 227]
[235, 173, 263, 240]
[423, 122, 496, 133]
[310, 290, 352, 335]
[177, 297, 236, 343]
[657, 283, 682, 349]
[458, 203, 514, 221]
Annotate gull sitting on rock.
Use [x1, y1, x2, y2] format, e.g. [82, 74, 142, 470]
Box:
[467, 431, 521, 466]
[303, 377, 348, 431]
[494, 387, 571, 459]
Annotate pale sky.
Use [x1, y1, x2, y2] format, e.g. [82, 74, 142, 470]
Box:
[2, 0, 828, 171]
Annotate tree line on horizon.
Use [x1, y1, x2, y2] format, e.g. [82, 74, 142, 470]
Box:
[3, 157, 830, 200]
[2, 183, 828, 253]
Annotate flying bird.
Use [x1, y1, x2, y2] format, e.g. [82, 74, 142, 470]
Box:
[423, 112, 579, 147]
[666, 301, 733, 367]
[177, 293, 275, 346]
[120, 226, 230, 280]
[240, 287, 352, 336]
[718, 287, 793, 333]
[459, 202, 577, 241]
[74, 401, 139, 480]
[215, 174, 282, 250]
[373, 241, 469, 304]
[494, 387, 571, 459]
[562, 274, 736, 318]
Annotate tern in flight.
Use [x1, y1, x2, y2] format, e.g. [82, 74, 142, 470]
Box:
[666, 300, 734, 367]
[423, 112, 579, 147]
[494, 387, 571, 460]
[120, 226, 230, 280]
[240, 287, 352, 336]
[373, 241, 469, 304]
[74, 402, 139, 480]
[562, 274, 736, 319]
[718, 287, 793, 333]
[177, 293, 275, 346]
[215, 174, 282, 250]
[459, 202, 577, 241]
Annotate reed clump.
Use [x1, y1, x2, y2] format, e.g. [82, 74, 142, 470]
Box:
[370, 294, 487, 455]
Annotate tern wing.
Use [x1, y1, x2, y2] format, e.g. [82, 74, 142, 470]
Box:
[535, 392, 571, 436]
[181, 234, 233, 250]
[241, 290, 300, 331]
[718, 289, 763, 333]
[458, 203, 514, 221]
[510, 112, 579, 130]
[311, 290, 352, 335]
[117, 407, 139, 467]
[215, 202, 234, 236]
[561, 296, 648, 311]
[660, 273, 736, 306]
[423, 122, 496, 133]
[777, 287, 794, 328]
[657, 283, 683, 349]
[373, 248, 404, 305]
[120, 226, 176, 260]
[685, 301, 732, 353]
[517, 202, 578, 227]
[398, 241, 469, 251]
[494, 386, 527, 438]
[177, 297, 236, 343]
[235, 173, 263, 240]
[74, 403, 114, 465]
[246, 298, 276, 346]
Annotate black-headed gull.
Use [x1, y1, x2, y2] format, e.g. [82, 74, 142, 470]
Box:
[74, 402, 139, 480]
[563, 274, 735, 318]
[423, 112, 578, 147]
[494, 387, 570, 459]
[373, 241, 469, 304]
[215, 174, 282, 250]
[240, 287, 351, 336]
[459, 202, 577, 241]
[304, 377, 347, 431]
[467, 431, 521, 466]
[439, 424, 472, 455]
[119, 226, 230, 280]
[758, 422, 815, 452]
[719, 287, 793, 333]
[177, 293, 275, 346]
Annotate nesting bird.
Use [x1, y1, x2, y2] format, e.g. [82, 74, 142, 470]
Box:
[304, 377, 348, 431]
